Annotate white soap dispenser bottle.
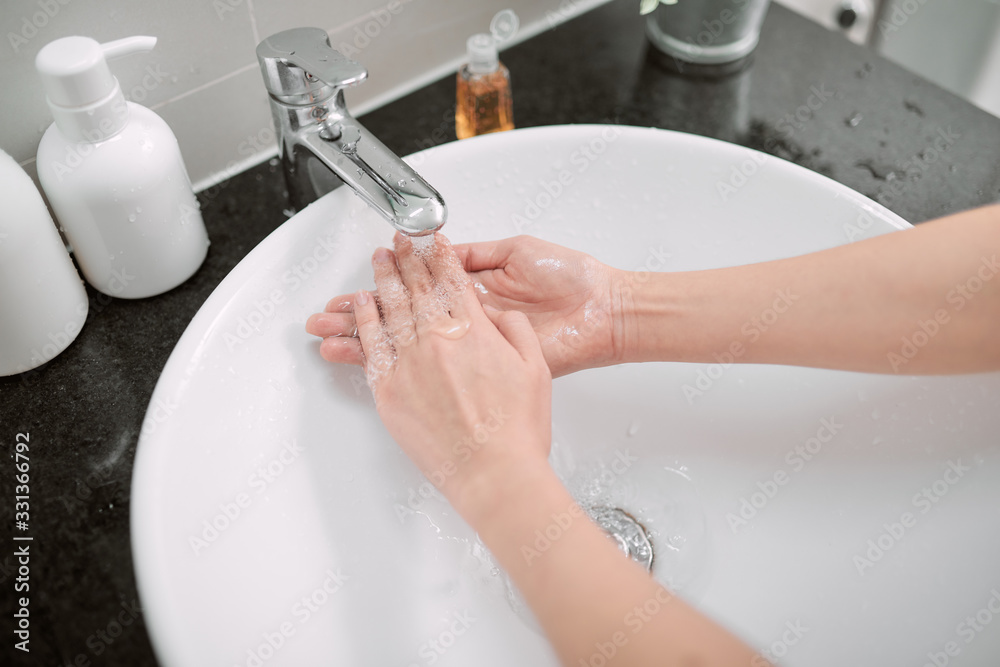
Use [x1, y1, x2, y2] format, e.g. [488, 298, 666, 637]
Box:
[0, 148, 89, 376]
[35, 35, 209, 299]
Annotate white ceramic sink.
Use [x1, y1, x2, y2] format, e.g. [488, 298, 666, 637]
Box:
[132, 125, 1000, 667]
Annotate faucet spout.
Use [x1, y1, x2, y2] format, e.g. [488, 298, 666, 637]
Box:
[303, 118, 446, 235]
[256, 28, 447, 235]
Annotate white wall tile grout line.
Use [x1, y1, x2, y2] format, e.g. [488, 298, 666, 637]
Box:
[149, 62, 258, 111]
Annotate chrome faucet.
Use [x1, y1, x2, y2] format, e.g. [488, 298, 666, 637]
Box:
[256, 28, 447, 235]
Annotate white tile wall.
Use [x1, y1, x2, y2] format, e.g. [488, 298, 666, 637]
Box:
[877, 0, 1000, 119]
[774, 0, 879, 45]
[0, 0, 611, 191]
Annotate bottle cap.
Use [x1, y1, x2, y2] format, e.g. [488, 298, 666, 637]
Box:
[466, 34, 498, 75]
[489, 9, 519, 43]
[36, 35, 156, 142]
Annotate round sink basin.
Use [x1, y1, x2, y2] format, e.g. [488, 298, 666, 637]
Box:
[131, 125, 1000, 666]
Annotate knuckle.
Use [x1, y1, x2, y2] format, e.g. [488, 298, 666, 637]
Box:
[392, 326, 417, 348]
[397, 241, 416, 260]
[412, 276, 435, 298]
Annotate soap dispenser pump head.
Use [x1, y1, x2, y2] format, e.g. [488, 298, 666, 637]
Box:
[466, 33, 499, 75]
[36, 35, 156, 143]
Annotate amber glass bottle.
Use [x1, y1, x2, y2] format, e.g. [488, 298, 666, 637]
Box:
[456, 34, 514, 140]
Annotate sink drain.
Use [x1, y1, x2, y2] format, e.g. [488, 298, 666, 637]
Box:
[589, 506, 654, 572]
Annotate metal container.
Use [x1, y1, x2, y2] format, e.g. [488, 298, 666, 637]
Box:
[646, 0, 771, 71]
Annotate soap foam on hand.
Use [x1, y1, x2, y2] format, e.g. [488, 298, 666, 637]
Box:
[362, 232, 475, 396]
[409, 233, 436, 258]
[396, 232, 472, 333]
[410, 233, 473, 315]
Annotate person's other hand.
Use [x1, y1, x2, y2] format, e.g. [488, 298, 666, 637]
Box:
[452, 236, 625, 377]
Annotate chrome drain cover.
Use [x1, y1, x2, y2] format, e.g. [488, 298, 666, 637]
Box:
[589, 506, 654, 572]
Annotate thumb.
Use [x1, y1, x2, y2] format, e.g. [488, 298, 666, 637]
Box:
[453, 239, 515, 273]
[483, 306, 546, 367]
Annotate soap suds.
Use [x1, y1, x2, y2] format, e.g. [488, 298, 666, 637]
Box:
[410, 233, 436, 259]
[534, 257, 567, 271]
[362, 233, 474, 397]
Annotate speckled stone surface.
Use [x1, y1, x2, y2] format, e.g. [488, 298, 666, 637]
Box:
[2, 3, 997, 665]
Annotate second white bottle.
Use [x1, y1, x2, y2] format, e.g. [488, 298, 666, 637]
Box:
[35, 35, 209, 299]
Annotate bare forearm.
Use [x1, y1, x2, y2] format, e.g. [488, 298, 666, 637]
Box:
[618, 205, 1000, 374]
[458, 463, 760, 666]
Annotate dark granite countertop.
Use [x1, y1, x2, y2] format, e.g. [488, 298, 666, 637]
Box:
[3, 2, 998, 665]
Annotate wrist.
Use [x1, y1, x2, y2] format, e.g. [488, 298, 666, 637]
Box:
[606, 266, 633, 366]
[611, 268, 680, 364]
[612, 268, 718, 364]
[453, 456, 584, 581]
[449, 450, 558, 531]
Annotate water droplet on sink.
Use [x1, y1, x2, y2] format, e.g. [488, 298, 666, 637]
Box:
[627, 420, 640, 437]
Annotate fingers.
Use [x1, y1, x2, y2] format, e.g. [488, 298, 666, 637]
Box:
[453, 237, 519, 273]
[306, 312, 356, 338]
[484, 307, 546, 367]
[323, 295, 355, 313]
[318, 336, 363, 366]
[423, 234, 468, 288]
[422, 234, 479, 321]
[393, 233, 448, 328]
[372, 247, 417, 348]
[313, 233, 484, 376]
[353, 289, 396, 387]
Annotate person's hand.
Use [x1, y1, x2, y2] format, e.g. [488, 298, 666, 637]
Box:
[306, 235, 625, 377]
[306, 233, 554, 516]
[452, 236, 625, 376]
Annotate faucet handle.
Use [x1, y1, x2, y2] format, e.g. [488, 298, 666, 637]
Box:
[257, 28, 367, 103]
